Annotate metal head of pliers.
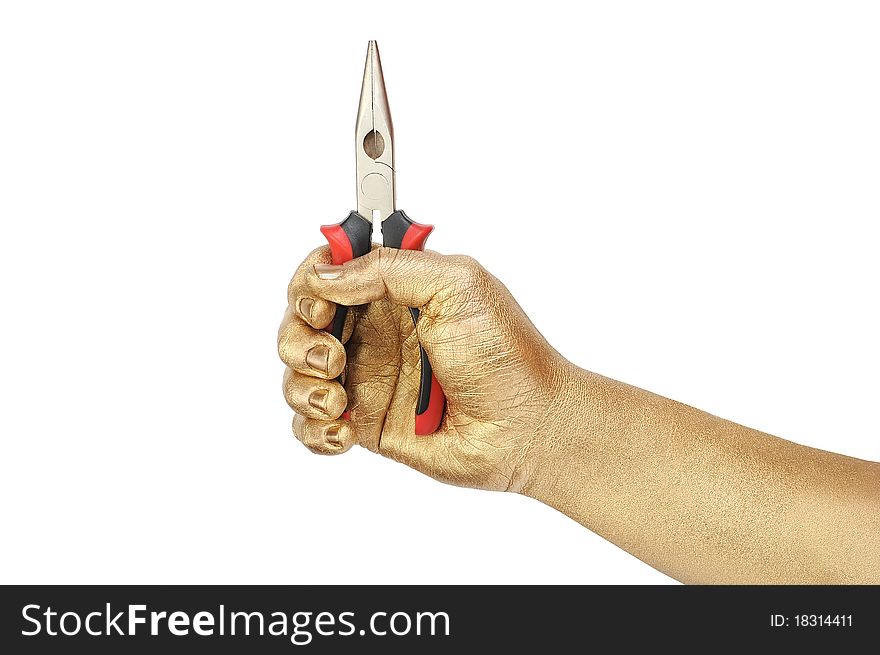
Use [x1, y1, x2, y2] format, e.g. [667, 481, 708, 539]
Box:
[355, 40, 395, 224]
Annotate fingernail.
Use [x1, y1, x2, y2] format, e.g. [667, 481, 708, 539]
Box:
[298, 297, 314, 320]
[308, 388, 328, 412]
[324, 424, 342, 445]
[314, 264, 344, 280]
[305, 345, 330, 374]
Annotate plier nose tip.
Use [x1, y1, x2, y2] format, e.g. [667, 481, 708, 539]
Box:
[356, 40, 395, 224]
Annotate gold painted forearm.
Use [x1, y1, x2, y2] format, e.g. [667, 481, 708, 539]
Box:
[522, 363, 880, 584]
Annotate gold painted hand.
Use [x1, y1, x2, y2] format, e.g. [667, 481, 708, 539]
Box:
[279, 246, 567, 491]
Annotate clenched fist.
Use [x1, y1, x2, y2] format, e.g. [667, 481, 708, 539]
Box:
[278, 245, 572, 491]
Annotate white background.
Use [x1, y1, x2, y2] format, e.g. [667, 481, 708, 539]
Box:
[1, 1, 878, 585]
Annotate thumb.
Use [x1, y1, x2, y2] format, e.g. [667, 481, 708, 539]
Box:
[306, 246, 475, 310]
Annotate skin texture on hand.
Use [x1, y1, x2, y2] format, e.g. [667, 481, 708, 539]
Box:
[279, 245, 880, 583]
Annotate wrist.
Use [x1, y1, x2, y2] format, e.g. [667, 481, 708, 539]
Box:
[513, 361, 612, 499]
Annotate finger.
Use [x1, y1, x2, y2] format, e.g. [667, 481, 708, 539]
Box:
[283, 368, 347, 420]
[287, 246, 334, 305]
[305, 247, 486, 311]
[292, 414, 355, 455]
[277, 315, 346, 379]
[295, 295, 336, 330]
[285, 245, 359, 334]
[286, 246, 336, 330]
[281, 298, 356, 346]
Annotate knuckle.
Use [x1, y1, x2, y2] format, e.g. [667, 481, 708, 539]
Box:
[283, 376, 318, 416]
[277, 329, 294, 364]
[291, 413, 307, 440]
[301, 431, 323, 449]
[449, 255, 487, 287]
[309, 244, 329, 259]
[278, 331, 309, 369]
[282, 369, 296, 406]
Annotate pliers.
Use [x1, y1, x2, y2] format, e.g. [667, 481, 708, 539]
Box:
[319, 41, 446, 435]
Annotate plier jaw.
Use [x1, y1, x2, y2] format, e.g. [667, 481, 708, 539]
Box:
[355, 40, 395, 225]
